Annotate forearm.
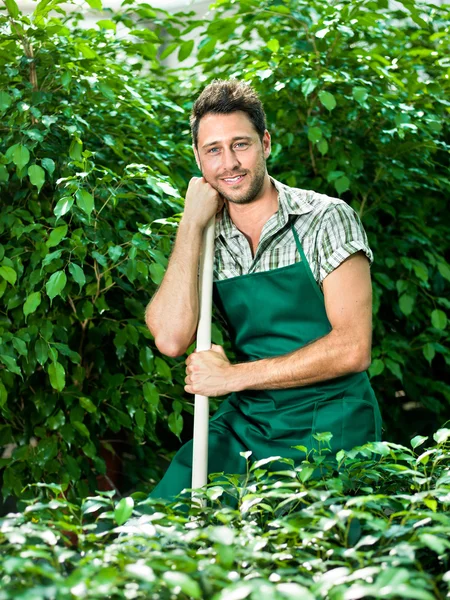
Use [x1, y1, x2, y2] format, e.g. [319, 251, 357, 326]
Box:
[229, 329, 370, 392]
[145, 219, 203, 356]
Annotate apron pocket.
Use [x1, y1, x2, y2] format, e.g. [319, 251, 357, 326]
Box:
[311, 397, 377, 455]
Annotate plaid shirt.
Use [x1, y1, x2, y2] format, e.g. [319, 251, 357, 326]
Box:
[213, 176, 373, 287]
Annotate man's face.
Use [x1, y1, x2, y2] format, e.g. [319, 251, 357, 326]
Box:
[193, 111, 271, 205]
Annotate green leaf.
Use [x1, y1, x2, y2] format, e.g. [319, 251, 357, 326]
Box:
[41, 158, 55, 176]
[317, 138, 328, 155]
[45, 270, 67, 302]
[0, 91, 12, 112]
[155, 357, 171, 380]
[75, 189, 95, 216]
[267, 39, 279, 52]
[149, 263, 165, 285]
[0, 266, 17, 285]
[12, 145, 30, 169]
[68, 263, 86, 291]
[97, 19, 116, 31]
[143, 382, 159, 409]
[160, 42, 178, 60]
[399, 294, 415, 316]
[54, 196, 74, 219]
[46, 224, 68, 248]
[73, 421, 90, 437]
[163, 572, 201, 599]
[411, 435, 428, 449]
[353, 86, 369, 103]
[0, 165, 9, 183]
[0, 381, 8, 408]
[178, 39, 194, 62]
[437, 262, 450, 282]
[23, 291, 42, 318]
[431, 309, 447, 330]
[69, 138, 83, 161]
[423, 343, 435, 365]
[4, 0, 19, 18]
[385, 358, 403, 381]
[85, 0, 102, 8]
[168, 412, 183, 439]
[48, 361, 65, 392]
[28, 164, 45, 193]
[114, 497, 134, 526]
[0, 355, 21, 376]
[307, 127, 322, 143]
[301, 78, 318, 98]
[35, 339, 49, 366]
[318, 91, 336, 111]
[334, 176, 350, 195]
[369, 358, 384, 377]
[79, 396, 96, 413]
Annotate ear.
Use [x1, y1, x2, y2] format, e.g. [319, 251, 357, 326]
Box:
[193, 144, 201, 172]
[262, 130, 271, 160]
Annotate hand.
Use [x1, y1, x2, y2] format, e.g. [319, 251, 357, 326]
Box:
[181, 177, 224, 230]
[185, 344, 234, 397]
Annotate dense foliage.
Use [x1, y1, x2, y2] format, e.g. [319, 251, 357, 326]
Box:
[0, 0, 449, 509]
[1, 431, 450, 599]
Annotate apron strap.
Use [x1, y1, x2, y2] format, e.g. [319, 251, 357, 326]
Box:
[290, 222, 308, 263]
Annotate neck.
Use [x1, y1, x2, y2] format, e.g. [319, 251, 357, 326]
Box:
[226, 174, 279, 235]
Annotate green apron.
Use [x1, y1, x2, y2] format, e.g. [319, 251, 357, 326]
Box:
[149, 222, 382, 502]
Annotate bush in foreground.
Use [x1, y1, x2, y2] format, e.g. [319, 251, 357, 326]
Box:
[1, 429, 449, 599]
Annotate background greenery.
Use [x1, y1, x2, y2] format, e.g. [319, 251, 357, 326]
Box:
[0, 0, 449, 515]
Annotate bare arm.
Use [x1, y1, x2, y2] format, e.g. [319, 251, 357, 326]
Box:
[145, 177, 223, 357]
[226, 251, 373, 391]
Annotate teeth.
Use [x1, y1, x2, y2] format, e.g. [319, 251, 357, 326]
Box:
[224, 175, 243, 182]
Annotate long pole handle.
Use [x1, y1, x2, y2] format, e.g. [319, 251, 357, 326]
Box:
[191, 214, 215, 505]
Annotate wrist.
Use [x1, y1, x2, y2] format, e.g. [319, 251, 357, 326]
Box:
[228, 362, 248, 393]
[179, 217, 204, 235]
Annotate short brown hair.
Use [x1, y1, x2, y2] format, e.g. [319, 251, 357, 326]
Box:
[190, 79, 267, 149]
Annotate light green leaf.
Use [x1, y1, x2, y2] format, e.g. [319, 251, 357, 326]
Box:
[97, 19, 116, 31]
[318, 90, 337, 111]
[353, 87, 369, 103]
[155, 357, 171, 380]
[114, 497, 134, 526]
[4, 0, 19, 18]
[48, 361, 65, 392]
[46, 224, 68, 248]
[41, 158, 55, 176]
[69, 138, 83, 161]
[68, 263, 86, 290]
[0, 266, 17, 285]
[73, 421, 90, 437]
[75, 189, 95, 216]
[422, 343, 435, 365]
[411, 435, 428, 449]
[12, 145, 30, 169]
[28, 164, 45, 193]
[163, 572, 201, 598]
[267, 39, 279, 52]
[0, 354, 21, 376]
[45, 270, 67, 302]
[54, 196, 74, 219]
[143, 382, 159, 409]
[437, 262, 450, 282]
[85, 0, 102, 8]
[149, 263, 165, 285]
[23, 291, 42, 318]
[431, 309, 447, 330]
[301, 78, 318, 98]
[160, 42, 178, 60]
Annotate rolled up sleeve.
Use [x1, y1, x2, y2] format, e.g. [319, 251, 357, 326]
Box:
[318, 201, 373, 284]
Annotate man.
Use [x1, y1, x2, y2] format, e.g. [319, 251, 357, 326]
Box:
[145, 79, 382, 502]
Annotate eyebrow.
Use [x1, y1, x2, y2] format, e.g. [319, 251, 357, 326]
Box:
[201, 136, 253, 150]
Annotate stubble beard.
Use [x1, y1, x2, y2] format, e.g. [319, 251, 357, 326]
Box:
[214, 156, 267, 206]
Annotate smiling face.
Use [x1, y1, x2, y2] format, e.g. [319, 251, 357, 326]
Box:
[193, 111, 271, 205]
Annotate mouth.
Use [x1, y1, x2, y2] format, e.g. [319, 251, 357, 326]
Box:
[221, 174, 246, 186]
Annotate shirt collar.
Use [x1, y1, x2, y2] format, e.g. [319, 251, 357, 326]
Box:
[214, 175, 314, 239]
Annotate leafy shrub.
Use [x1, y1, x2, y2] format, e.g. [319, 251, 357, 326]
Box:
[1, 429, 449, 599]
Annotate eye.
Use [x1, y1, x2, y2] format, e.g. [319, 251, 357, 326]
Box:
[208, 147, 219, 153]
[235, 142, 248, 148]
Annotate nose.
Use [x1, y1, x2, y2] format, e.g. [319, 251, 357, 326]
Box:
[221, 147, 241, 172]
